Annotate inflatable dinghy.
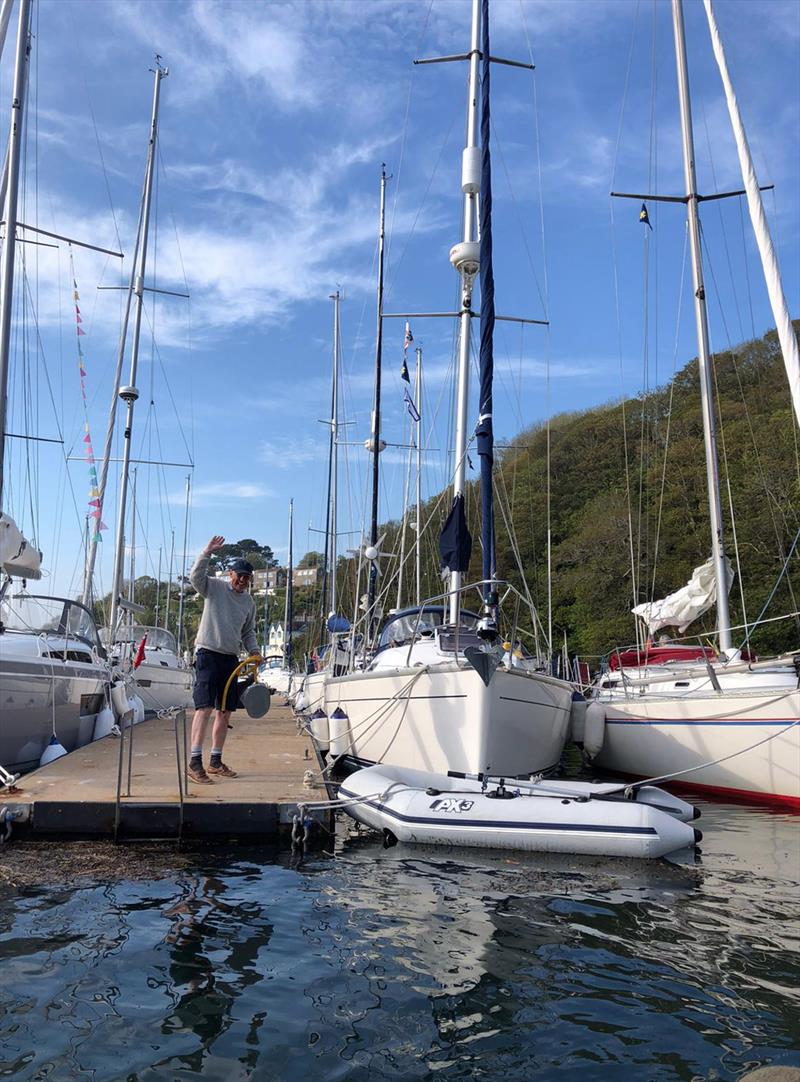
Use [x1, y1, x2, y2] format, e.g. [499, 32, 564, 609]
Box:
[339, 764, 701, 860]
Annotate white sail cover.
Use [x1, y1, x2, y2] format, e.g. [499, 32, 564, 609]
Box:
[0, 512, 42, 580]
[632, 557, 733, 636]
[704, 0, 800, 429]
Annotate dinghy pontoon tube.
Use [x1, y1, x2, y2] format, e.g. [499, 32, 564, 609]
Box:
[339, 764, 701, 860]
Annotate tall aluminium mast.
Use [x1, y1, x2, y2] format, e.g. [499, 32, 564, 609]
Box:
[108, 59, 168, 642]
[0, 0, 30, 511]
[671, 0, 732, 653]
[365, 167, 387, 643]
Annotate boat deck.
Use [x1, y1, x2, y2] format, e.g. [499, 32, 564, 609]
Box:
[0, 702, 333, 843]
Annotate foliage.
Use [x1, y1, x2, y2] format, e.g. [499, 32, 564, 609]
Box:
[208, 538, 277, 572]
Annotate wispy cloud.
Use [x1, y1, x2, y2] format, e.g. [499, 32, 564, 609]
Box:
[172, 481, 275, 506]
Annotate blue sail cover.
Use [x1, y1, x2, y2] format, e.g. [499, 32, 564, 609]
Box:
[477, 0, 496, 603]
[439, 493, 472, 576]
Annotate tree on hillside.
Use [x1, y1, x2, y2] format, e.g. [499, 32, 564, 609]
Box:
[297, 551, 324, 568]
[208, 538, 277, 571]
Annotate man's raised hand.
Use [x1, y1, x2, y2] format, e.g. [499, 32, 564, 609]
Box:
[204, 535, 225, 556]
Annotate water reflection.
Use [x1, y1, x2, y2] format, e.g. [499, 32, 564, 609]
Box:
[0, 804, 797, 1080]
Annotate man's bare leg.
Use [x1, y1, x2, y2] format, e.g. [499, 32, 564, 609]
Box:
[189, 707, 215, 782]
[190, 707, 214, 750]
[211, 710, 231, 751]
[207, 710, 237, 777]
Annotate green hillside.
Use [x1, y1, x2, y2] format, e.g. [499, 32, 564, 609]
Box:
[486, 324, 800, 659]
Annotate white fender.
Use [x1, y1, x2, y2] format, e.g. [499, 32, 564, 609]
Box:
[111, 681, 131, 717]
[39, 735, 67, 767]
[328, 707, 349, 757]
[568, 696, 588, 744]
[93, 704, 117, 741]
[130, 694, 146, 724]
[309, 708, 329, 753]
[583, 701, 606, 759]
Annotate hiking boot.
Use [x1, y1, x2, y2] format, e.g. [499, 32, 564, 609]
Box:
[207, 761, 238, 778]
[187, 763, 213, 784]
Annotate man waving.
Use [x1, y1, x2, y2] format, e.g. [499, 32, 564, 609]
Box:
[187, 535, 260, 783]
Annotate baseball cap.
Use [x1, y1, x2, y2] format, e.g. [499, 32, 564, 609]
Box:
[229, 558, 254, 576]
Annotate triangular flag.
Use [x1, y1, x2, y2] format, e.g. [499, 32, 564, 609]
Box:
[83, 433, 92, 443]
[77, 327, 86, 336]
[89, 499, 100, 508]
[76, 311, 82, 322]
[90, 488, 99, 497]
[99, 520, 108, 531]
[93, 532, 102, 543]
[73, 290, 79, 301]
[79, 367, 86, 377]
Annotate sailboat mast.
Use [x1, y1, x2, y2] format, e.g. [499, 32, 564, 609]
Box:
[671, 0, 732, 653]
[285, 498, 294, 669]
[127, 467, 137, 605]
[154, 545, 162, 626]
[0, 0, 31, 511]
[108, 60, 168, 643]
[330, 290, 340, 621]
[702, 0, 800, 430]
[165, 529, 174, 634]
[415, 346, 423, 608]
[366, 167, 387, 639]
[176, 472, 190, 653]
[448, 0, 481, 625]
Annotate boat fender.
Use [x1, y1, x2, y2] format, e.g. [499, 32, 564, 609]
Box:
[329, 707, 349, 757]
[242, 683, 270, 718]
[39, 735, 67, 767]
[93, 704, 117, 741]
[583, 702, 606, 759]
[693, 828, 703, 845]
[111, 680, 133, 720]
[568, 693, 588, 744]
[130, 694, 145, 724]
[382, 828, 398, 849]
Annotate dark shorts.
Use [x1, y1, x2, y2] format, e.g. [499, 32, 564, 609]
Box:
[193, 649, 242, 711]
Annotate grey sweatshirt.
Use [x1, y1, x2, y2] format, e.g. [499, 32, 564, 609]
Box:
[189, 554, 259, 656]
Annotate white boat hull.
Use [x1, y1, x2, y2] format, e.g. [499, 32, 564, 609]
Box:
[325, 662, 573, 776]
[339, 764, 701, 859]
[591, 667, 800, 807]
[132, 654, 193, 713]
[0, 643, 108, 773]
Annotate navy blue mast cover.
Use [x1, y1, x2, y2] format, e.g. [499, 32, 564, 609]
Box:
[476, 0, 496, 602]
[439, 493, 472, 576]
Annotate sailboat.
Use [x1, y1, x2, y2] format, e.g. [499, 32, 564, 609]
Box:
[322, 0, 574, 778]
[293, 291, 352, 732]
[88, 59, 192, 716]
[0, 0, 112, 774]
[586, 0, 800, 808]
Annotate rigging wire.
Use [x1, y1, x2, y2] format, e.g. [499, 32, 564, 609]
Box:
[608, 0, 642, 626]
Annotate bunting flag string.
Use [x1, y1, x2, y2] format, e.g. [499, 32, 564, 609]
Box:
[70, 248, 108, 544]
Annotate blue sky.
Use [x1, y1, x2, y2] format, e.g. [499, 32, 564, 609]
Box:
[1, 0, 798, 602]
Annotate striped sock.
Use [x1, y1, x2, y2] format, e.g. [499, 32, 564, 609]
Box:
[190, 745, 203, 768]
[210, 747, 223, 765]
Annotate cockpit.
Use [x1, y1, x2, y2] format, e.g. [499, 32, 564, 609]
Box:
[376, 606, 481, 653]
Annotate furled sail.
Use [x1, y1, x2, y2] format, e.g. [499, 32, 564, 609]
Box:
[439, 493, 471, 579]
[0, 512, 42, 580]
[476, 0, 496, 604]
[632, 557, 733, 636]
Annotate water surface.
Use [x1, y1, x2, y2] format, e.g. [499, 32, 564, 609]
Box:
[0, 801, 798, 1080]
